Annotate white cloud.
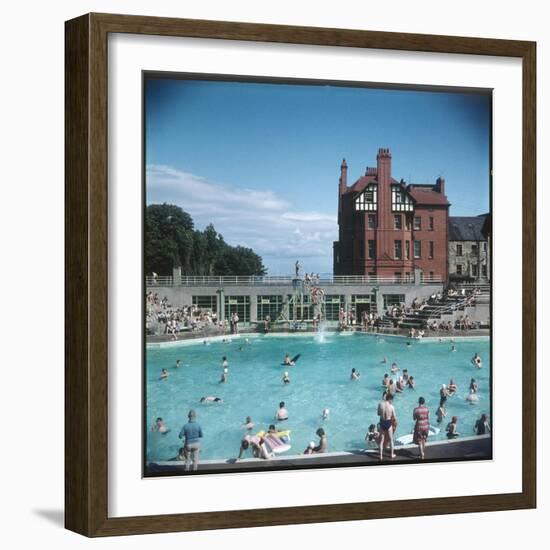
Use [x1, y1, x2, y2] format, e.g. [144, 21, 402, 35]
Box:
[146, 165, 337, 274]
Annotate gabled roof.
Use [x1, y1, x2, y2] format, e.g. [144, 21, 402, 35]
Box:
[448, 215, 489, 241]
[407, 185, 449, 206]
[346, 175, 400, 195]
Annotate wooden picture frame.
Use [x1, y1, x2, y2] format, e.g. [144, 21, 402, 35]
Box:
[65, 12, 536, 537]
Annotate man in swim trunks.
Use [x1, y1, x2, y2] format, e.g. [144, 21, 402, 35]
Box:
[377, 392, 397, 460]
[238, 433, 262, 459]
[312, 428, 327, 453]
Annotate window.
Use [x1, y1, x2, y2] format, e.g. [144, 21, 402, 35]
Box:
[472, 264, 478, 277]
[414, 240, 421, 259]
[394, 240, 402, 259]
[482, 264, 488, 277]
[383, 294, 405, 308]
[405, 272, 412, 282]
[324, 295, 345, 321]
[224, 295, 250, 322]
[429, 271, 435, 281]
[394, 272, 402, 282]
[405, 240, 410, 260]
[429, 216, 434, 231]
[456, 264, 463, 275]
[471, 244, 478, 255]
[405, 216, 412, 230]
[391, 185, 414, 211]
[355, 183, 378, 211]
[257, 295, 283, 321]
[428, 241, 434, 259]
[394, 214, 402, 230]
[368, 240, 376, 259]
[456, 244, 463, 256]
[367, 213, 376, 229]
[414, 216, 422, 230]
[483, 242, 487, 252]
[192, 295, 218, 313]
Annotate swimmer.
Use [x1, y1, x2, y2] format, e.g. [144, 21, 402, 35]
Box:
[221, 356, 229, 369]
[200, 396, 223, 403]
[471, 353, 483, 369]
[395, 377, 404, 393]
[465, 389, 480, 404]
[245, 338, 251, 346]
[390, 362, 400, 373]
[440, 383, 450, 400]
[238, 434, 262, 459]
[175, 359, 181, 368]
[160, 368, 169, 380]
[283, 354, 295, 366]
[381, 357, 387, 364]
[322, 408, 330, 420]
[203, 339, 210, 346]
[152, 417, 169, 433]
[351, 368, 361, 381]
[242, 416, 255, 431]
[219, 368, 228, 383]
[435, 404, 447, 424]
[365, 424, 381, 448]
[276, 401, 289, 421]
[282, 371, 291, 385]
[312, 428, 328, 453]
[382, 373, 390, 387]
[406, 341, 412, 348]
[448, 379, 457, 395]
[451, 345, 457, 352]
[470, 378, 479, 393]
[474, 413, 491, 435]
[446, 416, 460, 439]
[388, 379, 397, 396]
[402, 369, 410, 382]
[406, 376, 416, 389]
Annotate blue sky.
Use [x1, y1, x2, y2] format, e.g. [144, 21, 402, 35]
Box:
[145, 78, 491, 274]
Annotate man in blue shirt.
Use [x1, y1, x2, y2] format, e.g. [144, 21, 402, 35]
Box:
[178, 409, 203, 471]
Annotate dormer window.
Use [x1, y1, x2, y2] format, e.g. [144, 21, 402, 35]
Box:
[391, 185, 414, 212]
[355, 183, 377, 211]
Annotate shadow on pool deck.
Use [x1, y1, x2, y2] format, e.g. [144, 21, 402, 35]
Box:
[147, 435, 491, 476]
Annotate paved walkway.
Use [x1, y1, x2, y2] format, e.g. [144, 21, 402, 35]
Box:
[147, 435, 491, 475]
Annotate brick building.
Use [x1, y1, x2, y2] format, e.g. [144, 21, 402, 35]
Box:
[448, 214, 490, 282]
[333, 148, 450, 282]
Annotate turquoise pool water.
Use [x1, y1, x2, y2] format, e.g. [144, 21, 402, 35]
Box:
[146, 333, 491, 462]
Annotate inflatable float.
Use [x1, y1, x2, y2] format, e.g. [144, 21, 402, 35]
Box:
[394, 425, 440, 446]
[256, 430, 292, 454]
[280, 354, 301, 366]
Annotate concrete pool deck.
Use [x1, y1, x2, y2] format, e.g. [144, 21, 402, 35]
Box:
[147, 434, 491, 475]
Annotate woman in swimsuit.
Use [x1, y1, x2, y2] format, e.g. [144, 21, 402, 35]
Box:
[413, 397, 430, 459]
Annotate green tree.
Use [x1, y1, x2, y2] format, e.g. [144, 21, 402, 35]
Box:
[145, 203, 266, 276]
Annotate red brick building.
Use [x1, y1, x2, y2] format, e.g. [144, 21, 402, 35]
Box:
[333, 148, 449, 282]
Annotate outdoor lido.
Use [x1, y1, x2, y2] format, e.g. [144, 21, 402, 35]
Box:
[145, 273, 491, 473]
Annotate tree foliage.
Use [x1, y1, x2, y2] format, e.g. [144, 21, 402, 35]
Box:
[145, 203, 266, 276]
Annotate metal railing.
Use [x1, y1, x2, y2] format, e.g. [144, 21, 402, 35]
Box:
[145, 274, 443, 287]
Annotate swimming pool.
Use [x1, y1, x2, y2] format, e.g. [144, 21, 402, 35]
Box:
[146, 333, 491, 462]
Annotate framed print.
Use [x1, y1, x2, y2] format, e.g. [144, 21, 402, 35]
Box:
[65, 13, 536, 536]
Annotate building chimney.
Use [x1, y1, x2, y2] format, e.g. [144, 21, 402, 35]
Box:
[376, 148, 392, 185]
[339, 158, 348, 195]
[435, 176, 445, 194]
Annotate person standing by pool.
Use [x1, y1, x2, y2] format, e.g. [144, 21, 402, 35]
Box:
[377, 392, 397, 460]
[276, 401, 289, 421]
[178, 409, 203, 471]
[413, 396, 430, 460]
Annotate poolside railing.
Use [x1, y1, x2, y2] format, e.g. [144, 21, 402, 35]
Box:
[145, 274, 443, 287]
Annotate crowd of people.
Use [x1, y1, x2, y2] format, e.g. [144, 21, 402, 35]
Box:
[152, 342, 489, 470]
